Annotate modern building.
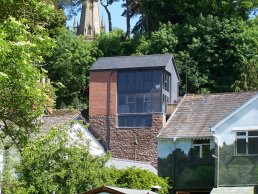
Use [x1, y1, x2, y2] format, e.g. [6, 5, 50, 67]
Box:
[89, 54, 180, 166]
[158, 92, 258, 194]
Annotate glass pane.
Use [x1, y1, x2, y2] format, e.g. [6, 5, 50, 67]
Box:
[152, 92, 161, 112]
[118, 72, 127, 91]
[193, 146, 201, 159]
[135, 72, 143, 90]
[144, 102, 152, 112]
[236, 139, 246, 154]
[135, 93, 144, 113]
[118, 116, 125, 127]
[126, 116, 134, 127]
[127, 94, 135, 103]
[248, 137, 258, 154]
[144, 115, 152, 127]
[135, 116, 144, 127]
[153, 71, 161, 90]
[127, 72, 135, 90]
[249, 131, 258, 136]
[144, 93, 151, 102]
[127, 103, 135, 113]
[118, 94, 126, 113]
[237, 131, 246, 136]
[202, 144, 211, 158]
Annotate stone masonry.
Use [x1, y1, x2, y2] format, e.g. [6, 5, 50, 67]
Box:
[89, 113, 165, 167]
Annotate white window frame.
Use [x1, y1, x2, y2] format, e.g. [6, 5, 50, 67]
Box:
[235, 130, 258, 156]
[192, 140, 210, 159]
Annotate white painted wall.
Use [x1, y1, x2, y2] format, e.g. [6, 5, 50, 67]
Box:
[214, 98, 258, 146]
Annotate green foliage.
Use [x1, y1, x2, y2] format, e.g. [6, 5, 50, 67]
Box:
[133, 16, 258, 94]
[0, 17, 55, 149]
[0, 0, 66, 37]
[109, 167, 170, 194]
[138, 0, 258, 32]
[95, 29, 133, 56]
[46, 29, 101, 108]
[16, 126, 112, 193]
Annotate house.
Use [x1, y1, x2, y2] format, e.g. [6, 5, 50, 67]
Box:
[83, 185, 157, 194]
[158, 92, 258, 194]
[89, 54, 180, 167]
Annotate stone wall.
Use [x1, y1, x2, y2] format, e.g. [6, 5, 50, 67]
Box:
[89, 113, 165, 167]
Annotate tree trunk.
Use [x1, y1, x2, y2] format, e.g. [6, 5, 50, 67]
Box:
[125, 0, 131, 39]
[100, 0, 112, 32]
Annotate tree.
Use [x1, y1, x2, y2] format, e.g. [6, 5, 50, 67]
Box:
[94, 29, 133, 56]
[15, 126, 113, 193]
[133, 16, 258, 94]
[121, 0, 141, 39]
[45, 29, 101, 108]
[0, 17, 55, 150]
[137, 0, 258, 32]
[109, 167, 170, 194]
[0, 0, 66, 37]
[100, 0, 119, 32]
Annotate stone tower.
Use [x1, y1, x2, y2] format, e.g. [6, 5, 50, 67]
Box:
[78, 0, 101, 38]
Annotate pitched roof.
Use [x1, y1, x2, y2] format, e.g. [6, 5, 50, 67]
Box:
[106, 158, 157, 174]
[90, 54, 173, 71]
[159, 92, 257, 139]
[83, 185, 157, 194]
[210, 186, 254, 194]
[41, 110, 80, 132]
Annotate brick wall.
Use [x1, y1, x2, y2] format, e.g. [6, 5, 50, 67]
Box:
[89, 71, 117, 116]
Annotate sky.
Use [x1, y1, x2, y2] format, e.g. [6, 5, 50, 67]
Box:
[66, 1, 139, 32]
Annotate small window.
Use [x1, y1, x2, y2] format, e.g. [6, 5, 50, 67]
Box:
[236, 131, 258, 155]
[192, 139, 211, 162]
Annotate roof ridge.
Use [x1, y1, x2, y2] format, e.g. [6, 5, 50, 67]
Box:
[185, 91, 258, 96]
[98, 53, 172, 59]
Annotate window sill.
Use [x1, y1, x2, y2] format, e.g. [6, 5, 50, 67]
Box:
[116, 126, 152, 129]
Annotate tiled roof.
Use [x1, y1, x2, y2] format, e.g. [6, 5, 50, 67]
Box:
[159, 92, 257, 138]
[106, 158, 157, 174]
[41, 110, 80, 132]
[83, 185, 157, 194]
[210, 186, 254, 194]
[90, 54, 173, 71]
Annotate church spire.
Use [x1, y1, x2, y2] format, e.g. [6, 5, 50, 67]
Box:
[73, 15, 77, 31]
[78, 0, 101, 39]
[100, 14, 106, 32]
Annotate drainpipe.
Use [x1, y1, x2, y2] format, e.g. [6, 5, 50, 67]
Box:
[213, 135, 219, 188]
[107, 71, 115, 151]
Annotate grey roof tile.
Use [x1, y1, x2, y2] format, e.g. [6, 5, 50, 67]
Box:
[210, 186, 254, 194]
[41, 110, 80, 132]
[90, 54, 173, 71]
[106, 158, 157, 174]
[159, 92, 257, 138]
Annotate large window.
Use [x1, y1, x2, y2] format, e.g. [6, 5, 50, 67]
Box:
[117, 70, 163, 127]
[236, 131, 258, 155]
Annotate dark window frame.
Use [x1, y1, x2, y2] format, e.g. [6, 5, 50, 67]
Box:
[117, 69, 164, 128]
